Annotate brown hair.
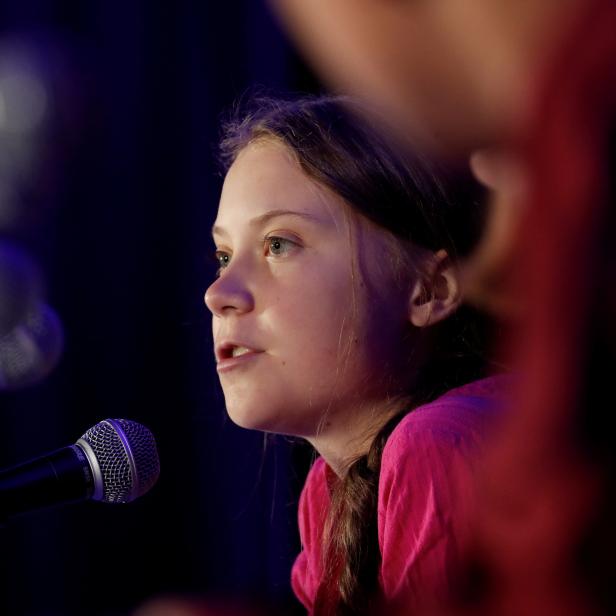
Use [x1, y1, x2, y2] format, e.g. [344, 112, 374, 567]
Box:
[219, 94, 491, 614]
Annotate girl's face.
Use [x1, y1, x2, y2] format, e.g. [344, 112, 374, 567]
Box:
[205, 140, 415, 439]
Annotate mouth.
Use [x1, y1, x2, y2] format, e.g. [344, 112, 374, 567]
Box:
[215, 341, 265, 371]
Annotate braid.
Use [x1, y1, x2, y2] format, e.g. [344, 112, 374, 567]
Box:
[316, 410, 409, 616]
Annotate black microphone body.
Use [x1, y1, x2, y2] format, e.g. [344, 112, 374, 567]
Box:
[0, 418, 159, 520]
[0, 445, 94, 518]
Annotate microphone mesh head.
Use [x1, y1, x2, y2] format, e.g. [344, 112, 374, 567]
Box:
[79, 419, 160, 503]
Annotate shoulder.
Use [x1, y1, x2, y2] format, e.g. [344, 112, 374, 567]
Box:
[383, 374, 508, 470]
[379, 375, 508, 504]
[376, 376, 509, 603]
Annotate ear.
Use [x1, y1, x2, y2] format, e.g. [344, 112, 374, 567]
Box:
[408, 249, 462, 327]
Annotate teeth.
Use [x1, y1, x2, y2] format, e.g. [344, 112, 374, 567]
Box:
[231, 346, 252, 358]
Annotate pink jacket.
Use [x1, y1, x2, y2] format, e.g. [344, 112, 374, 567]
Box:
[291, 376, 507, 613]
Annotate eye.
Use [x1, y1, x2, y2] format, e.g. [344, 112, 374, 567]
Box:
[214, 250, 231, 275]
[264, 235, 298, 258]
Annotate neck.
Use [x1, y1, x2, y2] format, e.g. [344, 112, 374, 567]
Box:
[305, 397, 403, 477]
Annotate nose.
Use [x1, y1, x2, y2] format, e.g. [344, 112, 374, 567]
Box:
[204, 267, 255, 317]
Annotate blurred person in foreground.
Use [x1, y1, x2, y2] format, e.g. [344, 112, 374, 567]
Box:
[269, 0, 616, 614]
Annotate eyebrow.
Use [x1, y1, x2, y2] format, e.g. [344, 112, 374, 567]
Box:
[211, 209, 324, 237]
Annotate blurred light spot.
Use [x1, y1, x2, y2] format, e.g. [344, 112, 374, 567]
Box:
[0, 179, 20, 228]
[0, 89, 6, 127]
[0, 70, 47, 134]
[0, 240, 42, 336]
[0, 302, 64, 390]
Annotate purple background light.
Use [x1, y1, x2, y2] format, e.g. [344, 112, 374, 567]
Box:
[0, 2, 320, 615]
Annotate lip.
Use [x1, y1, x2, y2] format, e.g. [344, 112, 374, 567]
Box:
[215, 340, 265, 373]
[216, 350, 264, 373]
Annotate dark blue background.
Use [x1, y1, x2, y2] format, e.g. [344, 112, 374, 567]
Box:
[0, 2, 319, 614]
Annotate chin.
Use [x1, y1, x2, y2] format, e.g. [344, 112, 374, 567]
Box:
[225, 399, 305, 436]
[225, 400, 275, 432]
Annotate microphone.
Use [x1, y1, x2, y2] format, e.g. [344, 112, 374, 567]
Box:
[0, 418, 160, 519]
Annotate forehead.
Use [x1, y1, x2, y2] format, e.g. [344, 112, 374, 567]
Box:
[216, 140, 346, 229]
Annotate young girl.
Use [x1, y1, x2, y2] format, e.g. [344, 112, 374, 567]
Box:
[205, 96, 504, 615]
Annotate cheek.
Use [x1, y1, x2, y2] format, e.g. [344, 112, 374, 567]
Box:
[269, 278, 403, 409]
[265, 272, 353, 367]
